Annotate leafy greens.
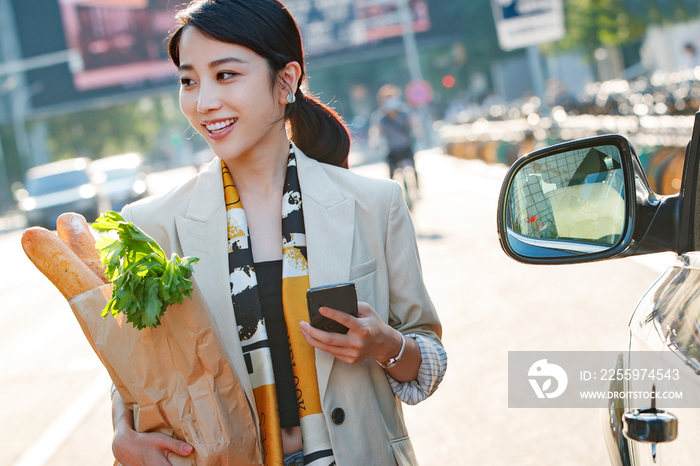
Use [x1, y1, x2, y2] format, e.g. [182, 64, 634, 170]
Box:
[93, 211, 199, 329]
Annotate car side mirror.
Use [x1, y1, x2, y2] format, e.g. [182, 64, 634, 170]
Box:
[497, 134, 683, 264]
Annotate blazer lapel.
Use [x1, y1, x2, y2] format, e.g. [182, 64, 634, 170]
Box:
[174, 159, 255, 407]
[173, 150, 355, 406]
[296, 147, 355, 401]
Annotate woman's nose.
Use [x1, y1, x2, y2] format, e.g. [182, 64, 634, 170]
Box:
[196, 83, 222, 113]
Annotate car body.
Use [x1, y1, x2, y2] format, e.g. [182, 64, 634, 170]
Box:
[496, 119, 700, 465]
[89, 153, 148, 212]
[17, 157, 111, 229]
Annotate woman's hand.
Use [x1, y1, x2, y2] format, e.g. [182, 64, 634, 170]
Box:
[300, 302, 400, 365]
[113, 428, 194, 466]
[112, 390, 193, 466]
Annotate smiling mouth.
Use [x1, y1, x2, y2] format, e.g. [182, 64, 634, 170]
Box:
[205, 118, 237, 133]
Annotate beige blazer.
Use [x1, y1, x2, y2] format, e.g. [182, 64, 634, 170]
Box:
[122, 147, 442, 466]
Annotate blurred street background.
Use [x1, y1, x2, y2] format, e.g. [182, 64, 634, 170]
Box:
[1, 0, 699, 464]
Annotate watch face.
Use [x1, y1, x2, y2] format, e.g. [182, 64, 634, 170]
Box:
[384, 358, 399, 368]
[377, 334, 406, 368]
[377, 356, 399, 369]
[376, 359, 389, 369]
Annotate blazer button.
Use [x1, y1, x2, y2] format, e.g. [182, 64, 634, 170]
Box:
[331, 408, 345, 425]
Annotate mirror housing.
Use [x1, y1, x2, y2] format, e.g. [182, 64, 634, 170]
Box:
[497, 134, 682, 264]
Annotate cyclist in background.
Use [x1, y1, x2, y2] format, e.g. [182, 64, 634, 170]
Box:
[378, 95, 420, 191]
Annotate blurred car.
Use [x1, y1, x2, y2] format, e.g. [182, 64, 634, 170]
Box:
[89, 153, 148, 211]
[16, 157, 110, 229]
[497, 127, 700, 465]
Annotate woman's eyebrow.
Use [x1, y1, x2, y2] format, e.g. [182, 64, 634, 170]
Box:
[209, 57, 247, 68]
[178, 57, 247, 72]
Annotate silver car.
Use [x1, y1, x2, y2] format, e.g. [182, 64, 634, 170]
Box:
[17, 158, 111, 229]
[497, 119, 700, 465]
[89, 153, 148, 212]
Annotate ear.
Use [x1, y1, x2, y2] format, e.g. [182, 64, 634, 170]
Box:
[277, 61, 302, 104]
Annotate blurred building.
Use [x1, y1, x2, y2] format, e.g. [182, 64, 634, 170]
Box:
[1, 0, 699, 210]
[0, 0, 462, 183]
[642, 18, 700, 71]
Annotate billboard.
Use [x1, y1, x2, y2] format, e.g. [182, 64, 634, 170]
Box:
[285, 0, 430, 56]
[57, 0, 182, 92]
[491, 0, 565, 51]
[11, 0, 431, 112]
[46, 0, 430, 97]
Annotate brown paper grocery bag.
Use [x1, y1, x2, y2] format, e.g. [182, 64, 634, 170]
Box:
[69, 283, 262, 466]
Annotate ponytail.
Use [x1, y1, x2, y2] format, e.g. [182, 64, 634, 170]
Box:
[286, 89, 351, 169]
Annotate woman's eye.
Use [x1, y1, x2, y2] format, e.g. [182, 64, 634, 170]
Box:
[179, 77, 194, 87]
[217, 71, 237, 80]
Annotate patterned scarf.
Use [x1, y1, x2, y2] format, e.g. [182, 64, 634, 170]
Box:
[223, 146, 335, 466]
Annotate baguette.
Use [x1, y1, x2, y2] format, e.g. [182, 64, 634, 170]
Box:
[56, 212, 108, 283]
[22, 227, 105, 299]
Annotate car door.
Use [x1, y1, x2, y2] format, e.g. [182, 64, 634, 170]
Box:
[625, 255, 700, 465]
[623, 112, 700, 465]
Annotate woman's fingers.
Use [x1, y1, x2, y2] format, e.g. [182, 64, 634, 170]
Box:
[300, 321, 346, 348]
[300, 314, 369, 355]
[357, 301, 378, 318]
[300, 323, 336, 352]
[319, 302, 377, 326]
[302, 315, 351, 344]
[113, 429, 193, 466]
[154, 433, 194, 457]
[318, 305, 361, 330]
[300, 301, 396, 364]
[317, 303, 380, 339]
[300, 323, 359, 364]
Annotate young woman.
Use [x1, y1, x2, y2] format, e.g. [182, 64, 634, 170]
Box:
[111, 1, 446, 465]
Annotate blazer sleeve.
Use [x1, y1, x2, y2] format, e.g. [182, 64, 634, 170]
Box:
[383, 181, 447, 403]
[384, 181, 441, 339]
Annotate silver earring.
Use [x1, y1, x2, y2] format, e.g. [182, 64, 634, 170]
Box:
[286, 92, 296, 104]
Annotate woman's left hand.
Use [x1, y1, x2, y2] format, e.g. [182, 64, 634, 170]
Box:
[299, 302, 402, 365]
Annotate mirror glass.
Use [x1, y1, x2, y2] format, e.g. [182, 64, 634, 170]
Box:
[506, 145, 626, 258]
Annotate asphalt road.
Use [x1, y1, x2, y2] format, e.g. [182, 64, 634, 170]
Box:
[1, 150, 671, 465]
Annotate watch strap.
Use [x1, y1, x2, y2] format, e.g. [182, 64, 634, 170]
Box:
[376, 332, 406, 369]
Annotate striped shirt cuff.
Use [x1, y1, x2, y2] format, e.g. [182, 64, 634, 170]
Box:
[384, 333, 447, 405]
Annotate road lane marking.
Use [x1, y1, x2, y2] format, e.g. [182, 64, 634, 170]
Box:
[11, 372, 112, 466]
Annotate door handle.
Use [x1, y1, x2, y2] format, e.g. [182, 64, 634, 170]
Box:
[622, 385, 678, 444]
[623, 407, 678, 443]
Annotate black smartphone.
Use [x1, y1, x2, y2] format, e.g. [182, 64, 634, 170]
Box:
[306, 282, 359, 334]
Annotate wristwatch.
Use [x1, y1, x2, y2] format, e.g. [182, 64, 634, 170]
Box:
[376, 332, 406, 369]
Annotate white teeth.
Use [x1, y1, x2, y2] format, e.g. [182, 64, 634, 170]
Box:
[206, 118, 236, 132]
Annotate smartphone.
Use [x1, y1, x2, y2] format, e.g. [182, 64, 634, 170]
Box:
[306, 282, 359, 334]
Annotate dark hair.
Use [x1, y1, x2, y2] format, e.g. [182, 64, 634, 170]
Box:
[168, 0, 350, 168]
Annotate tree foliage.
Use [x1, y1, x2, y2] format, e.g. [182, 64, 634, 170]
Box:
[44, 94, 198, 164]
[548, 0, 700, 59]
[437, 1, 507, 72]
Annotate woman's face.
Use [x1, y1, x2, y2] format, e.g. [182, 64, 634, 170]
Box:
[177, 27, 287, 164]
